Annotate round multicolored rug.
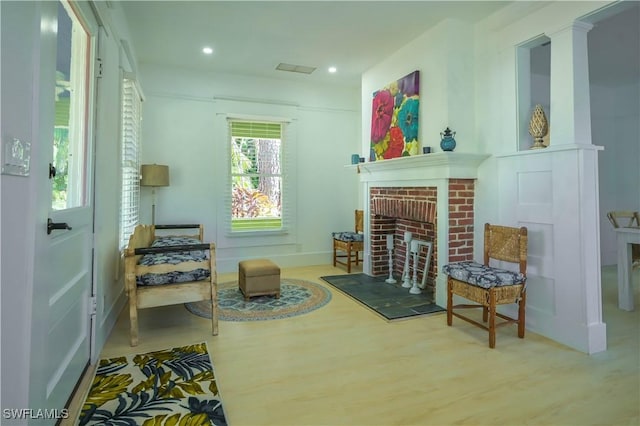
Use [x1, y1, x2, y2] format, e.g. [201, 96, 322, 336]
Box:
[185, 278, 331, 321]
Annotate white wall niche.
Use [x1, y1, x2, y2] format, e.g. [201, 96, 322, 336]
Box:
[516, 35, 551, 151]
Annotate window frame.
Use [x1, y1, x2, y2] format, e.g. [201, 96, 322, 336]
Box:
[214, 109, 297, 245]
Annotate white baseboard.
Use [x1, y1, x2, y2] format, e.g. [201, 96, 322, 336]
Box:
[502, 304, 607, 354]
[216, 251, 332, 274]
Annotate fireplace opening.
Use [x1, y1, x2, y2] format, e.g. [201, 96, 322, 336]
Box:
[369, 187, 438, 293]
[372, 217, 437, 292]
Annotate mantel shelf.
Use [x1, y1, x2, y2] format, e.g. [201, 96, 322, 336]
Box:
[348, 152, 490, 181]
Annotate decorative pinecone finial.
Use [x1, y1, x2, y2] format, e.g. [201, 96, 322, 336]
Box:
[529, 104, 548, 149]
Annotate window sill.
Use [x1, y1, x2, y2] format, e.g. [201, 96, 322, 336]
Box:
[226, 228, 289, 238]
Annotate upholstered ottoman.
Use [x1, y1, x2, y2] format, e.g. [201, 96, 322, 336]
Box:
[238, 259, 281, 301]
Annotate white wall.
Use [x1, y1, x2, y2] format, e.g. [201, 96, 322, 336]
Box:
[137, 65, 361, 273]
[594, 81, 640, 265]
[1, 1, 40, 416]
[361, 19, 477, 156]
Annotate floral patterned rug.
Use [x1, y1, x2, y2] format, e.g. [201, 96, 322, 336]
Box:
[78, 343, 226, 425]
[185, 278, 332, 321]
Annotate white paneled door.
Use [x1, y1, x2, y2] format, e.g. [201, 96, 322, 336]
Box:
[29, 1, 98, 414]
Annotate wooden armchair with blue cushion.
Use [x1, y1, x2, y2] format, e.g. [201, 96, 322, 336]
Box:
[332, 210, 364, 273]
[442, 223, 528, 348]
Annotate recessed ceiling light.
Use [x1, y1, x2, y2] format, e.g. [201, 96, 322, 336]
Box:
[328, 66, 337, 73]
[202, 46, 213, 55]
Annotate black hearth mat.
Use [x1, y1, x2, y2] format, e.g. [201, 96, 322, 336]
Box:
[320, 273, 445, 321]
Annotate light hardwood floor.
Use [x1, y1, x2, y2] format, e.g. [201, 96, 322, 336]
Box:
[65, 264, 639, 425]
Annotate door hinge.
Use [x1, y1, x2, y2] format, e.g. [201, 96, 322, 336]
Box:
[96, 57, 103, 78]
[89, 296, 97, 316]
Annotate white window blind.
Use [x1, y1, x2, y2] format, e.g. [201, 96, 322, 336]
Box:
[227, 119, 287, 232]
[119, 77, 142, 249]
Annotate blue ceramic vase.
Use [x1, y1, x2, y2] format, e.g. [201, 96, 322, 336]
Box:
[440, 127, 456, 151]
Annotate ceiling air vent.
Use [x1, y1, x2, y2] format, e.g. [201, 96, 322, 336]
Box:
[275, 63, 316, 74]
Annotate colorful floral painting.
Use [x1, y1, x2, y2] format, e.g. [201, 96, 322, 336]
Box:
[370, 70, 420, 161]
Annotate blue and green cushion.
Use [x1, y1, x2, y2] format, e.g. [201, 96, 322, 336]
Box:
[442, 261, 525, 289]
[137, 236, 211, 286]
[332, 232, 364, 242]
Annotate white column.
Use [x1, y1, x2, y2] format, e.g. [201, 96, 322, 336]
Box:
[578, 146, 607, 353]
[549, 21, 594, 146]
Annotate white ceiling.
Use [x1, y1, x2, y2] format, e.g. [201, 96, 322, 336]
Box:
[119, 1, 639, 89]
[119, 1, 512, 87]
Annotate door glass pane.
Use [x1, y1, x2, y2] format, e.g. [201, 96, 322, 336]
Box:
[53, 1, 89, 210]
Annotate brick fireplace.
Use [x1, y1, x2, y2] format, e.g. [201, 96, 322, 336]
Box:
[355, 153, 488, 306]
[369, 181, 475, 294]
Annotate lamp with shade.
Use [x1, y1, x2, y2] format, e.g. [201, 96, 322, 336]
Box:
[140, 164, 170, 224]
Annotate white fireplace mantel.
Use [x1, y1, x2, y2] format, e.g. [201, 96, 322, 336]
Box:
[348, 152, 490, 182]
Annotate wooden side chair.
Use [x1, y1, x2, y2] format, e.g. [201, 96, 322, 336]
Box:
[607, 210, 640, 268]
[332, 210, 364, 273]
[442, 223, 528, 348]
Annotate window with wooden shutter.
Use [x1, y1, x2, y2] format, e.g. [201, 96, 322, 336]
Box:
[119, 76, 142, 249]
